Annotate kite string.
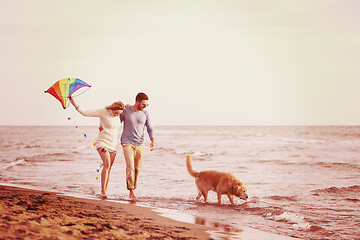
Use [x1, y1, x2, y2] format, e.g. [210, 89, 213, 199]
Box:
[71, 86, 91, 97]
[66, 86, 91, 108]
[68, 117, 103, 180]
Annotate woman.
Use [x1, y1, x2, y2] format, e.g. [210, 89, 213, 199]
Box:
[69, 95, 124, 199]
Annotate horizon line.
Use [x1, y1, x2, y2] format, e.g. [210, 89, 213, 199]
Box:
[1, 124, 360, 127]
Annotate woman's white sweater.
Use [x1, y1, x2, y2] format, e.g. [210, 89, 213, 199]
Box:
[76, 107, 121, 151]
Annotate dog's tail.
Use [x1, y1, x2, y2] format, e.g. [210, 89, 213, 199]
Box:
[186, 155, 199, 177]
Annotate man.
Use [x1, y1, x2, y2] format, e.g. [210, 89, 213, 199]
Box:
[120, 92, 155, 201]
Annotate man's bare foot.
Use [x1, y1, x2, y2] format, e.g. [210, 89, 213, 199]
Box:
[129, 190, 138, 202]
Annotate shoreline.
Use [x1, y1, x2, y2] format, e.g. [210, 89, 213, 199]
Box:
[0, 184, 299, 240]
[0, 185, 211, 239]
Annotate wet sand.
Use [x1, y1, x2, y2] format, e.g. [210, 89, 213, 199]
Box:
[0, 185, 300, 240]
[0, 185, 211, 239]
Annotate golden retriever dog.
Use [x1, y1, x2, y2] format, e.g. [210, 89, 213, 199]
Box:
[186, 154, 248, 204]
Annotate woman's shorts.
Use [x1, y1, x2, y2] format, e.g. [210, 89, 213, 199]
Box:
[95, 144, 116, 154]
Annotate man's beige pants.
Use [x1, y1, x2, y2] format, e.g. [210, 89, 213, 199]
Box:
[122, 144, 144, 190]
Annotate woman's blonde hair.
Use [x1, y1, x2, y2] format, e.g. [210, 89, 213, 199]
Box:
[106, 101, 125, 111]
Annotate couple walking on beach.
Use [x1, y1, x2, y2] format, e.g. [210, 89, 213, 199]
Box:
[68, 92, 155, 201]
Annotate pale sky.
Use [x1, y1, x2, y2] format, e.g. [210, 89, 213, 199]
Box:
[1, 0, 359, 126]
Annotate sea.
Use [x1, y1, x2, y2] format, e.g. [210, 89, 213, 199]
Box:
[0, 125, 359, 240]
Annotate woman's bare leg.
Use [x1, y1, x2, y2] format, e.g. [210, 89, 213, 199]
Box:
[104, 152, 116, 193]
[98, 149, 111, 198]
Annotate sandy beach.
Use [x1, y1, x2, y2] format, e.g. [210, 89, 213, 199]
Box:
[0, 185, 211, 239]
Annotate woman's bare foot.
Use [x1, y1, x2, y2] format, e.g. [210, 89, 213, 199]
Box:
[101, 191, 108, 199]
[129, 190, 138, 202]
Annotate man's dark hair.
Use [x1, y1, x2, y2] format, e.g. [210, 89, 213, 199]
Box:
[136, 92, 149, 102]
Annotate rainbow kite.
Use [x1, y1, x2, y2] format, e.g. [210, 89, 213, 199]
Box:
[45, 78, 91, 109]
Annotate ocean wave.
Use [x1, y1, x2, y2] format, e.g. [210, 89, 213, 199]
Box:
[70, 145, 94, 154]
[325, 130, 360, 138]
[4, 152, 72, 170]
[326, 161, 358, 168]
[190, 151, 213, 158]
[156, 147, 213, 159]
[311, 185, 360, 195]
[3, 158, 31, 169]
[252, 159, 360, 171]
[343, 198, 360, 202]
[266, 195, 298, 202]
[24, 145, 41, 149]
[265, 212, 311, 230]
[34, 152, 72, 161]
[304, 162, 360, 171]
[151, 146, 183, 156]
[280, 137, 327, 144]
[296, 127, 360, 139]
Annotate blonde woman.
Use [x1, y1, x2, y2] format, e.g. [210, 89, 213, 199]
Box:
[69, 95, 124, 199]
